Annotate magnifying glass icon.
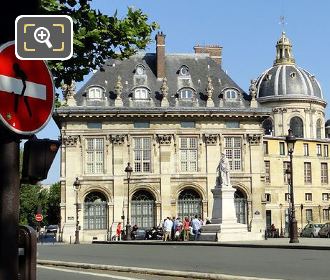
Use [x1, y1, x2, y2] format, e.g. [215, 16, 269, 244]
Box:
[34, 27, 53, 49]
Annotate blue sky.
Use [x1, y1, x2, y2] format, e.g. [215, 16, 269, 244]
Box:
[41, 0, 330, 184]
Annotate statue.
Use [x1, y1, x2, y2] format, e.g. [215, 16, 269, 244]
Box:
[217, 152, 231, 187]
[249, 79, 257, 100]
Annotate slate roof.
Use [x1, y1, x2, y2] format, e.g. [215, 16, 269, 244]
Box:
[74, 52, 255, 110]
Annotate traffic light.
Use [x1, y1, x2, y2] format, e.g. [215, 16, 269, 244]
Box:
[21, 138, 61, 184]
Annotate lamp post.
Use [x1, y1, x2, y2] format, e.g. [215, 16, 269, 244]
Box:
[285, 129, 299, 243]
[124, 163, 133, 240]
[279, 203, 284, 237]
[318, 205, 322, 223]
[73, 177, 81, 244]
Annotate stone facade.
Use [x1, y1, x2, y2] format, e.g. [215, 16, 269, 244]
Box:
[54, 32, 330, 242]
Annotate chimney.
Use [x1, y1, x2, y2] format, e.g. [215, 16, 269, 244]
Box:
[194, 45, 222, 66]
[156, 31, 166, 79]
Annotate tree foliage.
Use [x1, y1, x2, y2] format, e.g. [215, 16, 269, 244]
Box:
[40, 0, 159, 88]
[19, 182, 61, 227]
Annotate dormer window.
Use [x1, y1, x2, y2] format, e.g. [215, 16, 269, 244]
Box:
[88, 87, 103, 100]
[134, 88, 149, 100]
[135, 65, 145, 75]
[225, 89, 238, 100]
[179, 65, 190, 77]
[179, 88, 194, 99]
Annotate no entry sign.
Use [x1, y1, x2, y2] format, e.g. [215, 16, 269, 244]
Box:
[0, 41, 54, 135]
[35, 213, 43, 222]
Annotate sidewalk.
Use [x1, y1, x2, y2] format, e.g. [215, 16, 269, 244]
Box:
[93, 237, 330, 250]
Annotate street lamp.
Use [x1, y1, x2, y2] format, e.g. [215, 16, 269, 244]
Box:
[279, 203, 284, 237]
[73, 177, 81, 244]
[124, 163, 133, 240]
[300, 204, 304, 234]
[318, 205, 322, 223]
[285, 129, 299, 243]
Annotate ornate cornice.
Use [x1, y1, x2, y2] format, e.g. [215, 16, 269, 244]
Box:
[111, 134, 126, 145]
[157, 134, 172, 145]
[62, 135, 79, 147]
[248, 134, 262, 145]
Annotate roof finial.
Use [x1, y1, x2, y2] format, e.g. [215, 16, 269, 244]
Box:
[279, 15, 287, 32]
[274, 31, 295, 65]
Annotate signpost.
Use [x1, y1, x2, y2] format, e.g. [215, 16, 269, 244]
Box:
[0, 41, 54, 135]
[35, 214, 43, 222]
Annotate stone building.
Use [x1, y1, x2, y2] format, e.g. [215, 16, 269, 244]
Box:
[54, 31, 330, 242]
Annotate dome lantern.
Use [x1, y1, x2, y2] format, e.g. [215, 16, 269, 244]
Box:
[274, 32, 295, 66]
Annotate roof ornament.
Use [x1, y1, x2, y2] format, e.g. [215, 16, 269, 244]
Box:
[274, 30, 295, 65]
[114, 76, 123, 107]
[160, 77, 169, 107]
[249, 79, 258, 108]
[206, 77, 214, 107]
[62, 81, 76, 106]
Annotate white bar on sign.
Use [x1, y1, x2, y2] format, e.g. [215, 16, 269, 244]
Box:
[0, 74, 46, 100]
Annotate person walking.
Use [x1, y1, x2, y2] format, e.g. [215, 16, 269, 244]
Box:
[116, 222, 122, 241]
[163, 217, 173, 241]
[192, 215, 201, 241]
[183, 217, 190, 241]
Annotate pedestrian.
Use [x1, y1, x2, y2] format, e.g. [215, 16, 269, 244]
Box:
[116, 222, 122, 241]
[163, 217, 173, 241]
[183, 217, 190, 241]
[192, 215, 201, 241]
[171, 216, 176, 240]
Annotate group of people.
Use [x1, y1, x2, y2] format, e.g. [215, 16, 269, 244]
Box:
[162, 215, 211, 241]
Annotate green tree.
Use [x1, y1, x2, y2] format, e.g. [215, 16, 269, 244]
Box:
[41, 0, 159, 88]
[47, 182, 61, 225]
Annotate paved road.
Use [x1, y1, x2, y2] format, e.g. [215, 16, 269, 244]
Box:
[37, 242, 330, 280]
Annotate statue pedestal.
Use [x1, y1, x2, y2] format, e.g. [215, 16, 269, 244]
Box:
[201, 184, 263, 242]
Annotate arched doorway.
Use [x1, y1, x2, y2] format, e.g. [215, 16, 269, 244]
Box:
[290, 117, 304, 138]
[177, 189, 202, 219]
[131, 190, 155, 229]
[83, 191, 108, 230]
[234, 189, 247, 224]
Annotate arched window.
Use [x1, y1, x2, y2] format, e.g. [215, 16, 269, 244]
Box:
[83, 192, 107, 230]
[225, 89, 238, 100]
[177, 189, 202, 220]
[88, 87, 103, 99]
[131, 190, 155, 229]
[234, 189, 247, 224]
[262, 118, 274, 136]
[134, 88, 149, 100]
[290, 117, 304, 138]
[316, 119, 322, 139]
[135, 64, 145, 75]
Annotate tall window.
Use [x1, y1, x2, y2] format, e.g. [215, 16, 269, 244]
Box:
[265, 161, 270, 183]
[321, 163, 328, 184]
[262, 118, 273, 135]
[290, 117, 304, 138]
[178, 189, 202, 220]
[324, 145, 329, 157]
[316, 119, 322, 139]
[303, 143, 309, 156]
[322, 193, 329, 201]
[83, 192, 107, 230]
[304, 162, 312, 184]
[263, 141, 269, 155]
[306, 209, 313, 222]
[323, 209, 330, 221]
[283, 161, 290, 183]
[317, 144, 322, 156]
[305, 193, 312, 201]
[131, 190, 155, 229]
[86, 138, 104, 174]
[224, 137, 242, 171]
[180, 137, 198, 172]
[279, 142, 285, 155]
[133, 137, 151, 172]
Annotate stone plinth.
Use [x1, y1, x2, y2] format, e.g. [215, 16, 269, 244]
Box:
[201, 184, 263, 242]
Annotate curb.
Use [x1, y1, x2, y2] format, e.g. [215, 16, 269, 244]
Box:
[37, 259, 283, 280]
[92, 240, 330, 250]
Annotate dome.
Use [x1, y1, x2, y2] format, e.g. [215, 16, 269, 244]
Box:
[256, 32, 324, 101]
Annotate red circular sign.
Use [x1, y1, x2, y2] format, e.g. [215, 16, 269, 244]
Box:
[35, 213, 43, 222]
[0, 41, 54, 135]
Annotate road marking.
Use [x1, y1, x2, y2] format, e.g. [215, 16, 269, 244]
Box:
[38, 265, 147, 280]
[0, 75, 46, 100]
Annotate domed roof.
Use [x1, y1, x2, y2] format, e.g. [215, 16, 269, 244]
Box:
[256, 32, 324, 101]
